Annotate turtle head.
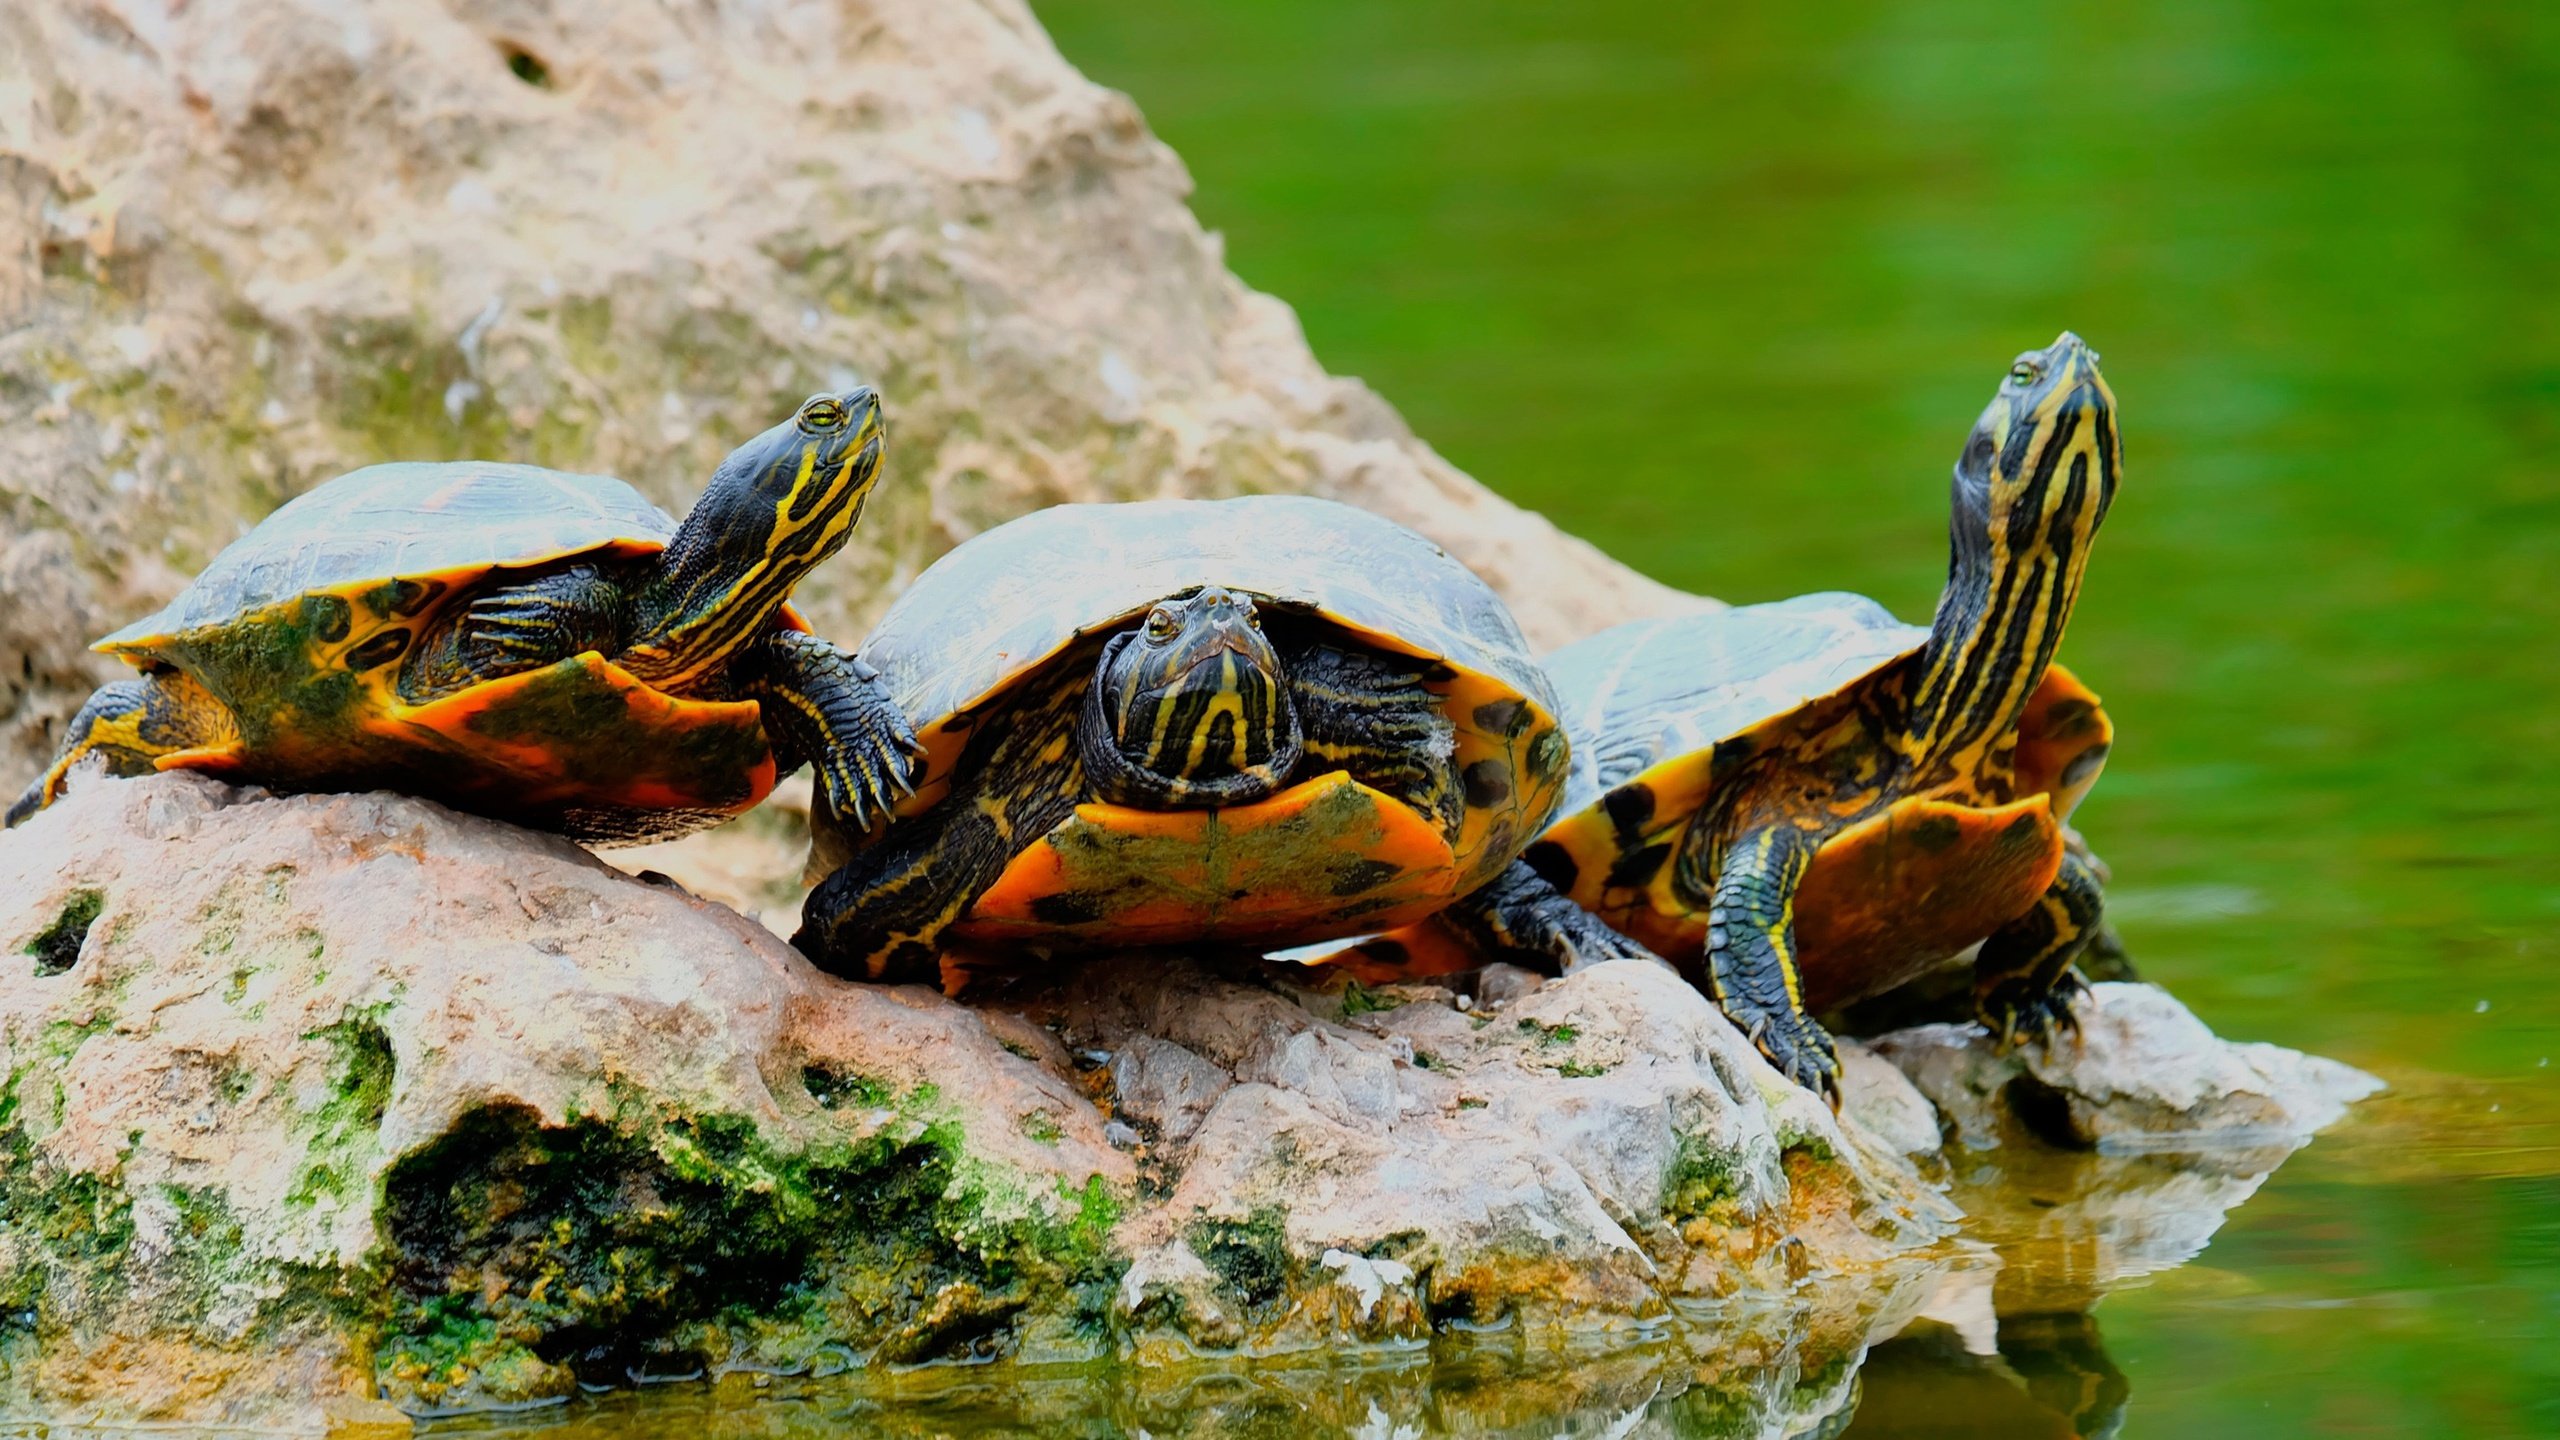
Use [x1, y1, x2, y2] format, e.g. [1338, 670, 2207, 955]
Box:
[1953, 333, 2118, 553]
[1079, 587, 1304, 808]
[626, 388, 887, 688]
[1908, 335, 2119, 769]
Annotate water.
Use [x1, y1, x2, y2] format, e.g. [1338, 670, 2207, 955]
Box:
[444, 1, 2559, 1433]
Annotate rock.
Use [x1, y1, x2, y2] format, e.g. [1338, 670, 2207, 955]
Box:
[0, 775, 1123, 1429]
[1837, 1039, 1947, 1162]
[1868, 982, 2382, 1152]
[0, 0, 1700, 833]
[1105, 1037, 1232, 1144]
[0, 774, 1956, 1429]
[1026, 953, 1959, 1355]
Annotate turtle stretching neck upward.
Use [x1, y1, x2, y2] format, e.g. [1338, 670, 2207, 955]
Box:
[9, 390, 918, 842]
[1353, 334, 2123, 1101]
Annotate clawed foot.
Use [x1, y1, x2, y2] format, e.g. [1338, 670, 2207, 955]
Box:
[1746, 1010, 1844, 1107]
[1980, 969, 2091, 1053]
[1552, 907, 1655, 974]
[818, 702, 926, 833]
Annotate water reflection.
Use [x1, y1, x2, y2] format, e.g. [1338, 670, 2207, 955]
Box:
[423, 1308, 2121, 1438]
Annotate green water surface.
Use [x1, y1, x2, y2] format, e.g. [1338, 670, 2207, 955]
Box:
[429, 1, 2558, 1435]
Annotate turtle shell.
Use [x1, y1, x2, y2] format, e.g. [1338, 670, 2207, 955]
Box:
[1525, 592, 2113, 1009]
[97, 462, 801, 842]
[843, 495, 1569, 948]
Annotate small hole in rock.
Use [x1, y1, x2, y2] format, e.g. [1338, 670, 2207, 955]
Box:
[500, 43, 551, 87]
[26, 889, 103, 977]
[2003, 1073, 2095, 1151]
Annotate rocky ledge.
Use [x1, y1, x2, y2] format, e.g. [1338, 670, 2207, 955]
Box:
[0, 775, 2378, 1433]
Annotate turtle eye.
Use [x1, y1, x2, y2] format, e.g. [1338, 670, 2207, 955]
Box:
[799, 396, 846, 431]
[1144, 607, 1178, 641]
[2008, 361, 2040, 388]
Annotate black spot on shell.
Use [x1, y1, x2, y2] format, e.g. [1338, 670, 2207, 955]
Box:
[1030, 892, 1105, 925]
[2042, 698, 2095, 734]
[1358, 939, 1413, 974]
[2059, 743, 2110, 789]
[1471, 698, 1528, 736]
[1605, 842, 1671, 891]
[1523, 840, 1578, 891]
[345, 628, 412, 671]
[1907, 814, 1963, 853]
[1330, 859, 1406, 897]
[390, 579, 440, 617]
[301, 594, 352, 645]
[1461, 759, 1511, 809]
[1601, 783, 1656, 835]
[1708, 735, 1756, 780]
[1527, 728, 1567, 782]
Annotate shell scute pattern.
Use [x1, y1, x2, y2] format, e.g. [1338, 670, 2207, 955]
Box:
[1546, 593, 1923, 814]
[104, 464, 674, 650]
[863, 495, 1557, 752]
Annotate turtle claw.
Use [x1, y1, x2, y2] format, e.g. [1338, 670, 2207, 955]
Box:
[1750, 1013, 1845, 1109]
[819, 707, 924, 835]
[1979, 970, 2091, 1054]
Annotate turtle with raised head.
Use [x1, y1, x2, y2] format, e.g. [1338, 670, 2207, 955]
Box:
[793, 494, 1644, 981]
[1353, 334, 2123, 1099]
[7, 389, 918, 842]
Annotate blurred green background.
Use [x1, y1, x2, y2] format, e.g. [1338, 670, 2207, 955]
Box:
[1028, 1, 2557, 1435]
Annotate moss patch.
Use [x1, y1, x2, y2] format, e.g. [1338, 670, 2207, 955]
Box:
[374, 1090, 1124, 1409]
[288, 1013, 397, 1209]
[1338, 981, 1401, 1017]
[1516, 1018, 1579, 1046]
[23, 890, 103, 977]
[1664, 1136, 1742, 1221]
[1186, 1208, 1293, 1320]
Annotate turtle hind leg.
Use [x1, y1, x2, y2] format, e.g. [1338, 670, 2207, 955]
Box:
[1974, 849, 2105, 1049]
[1437, 857, 1657, 976]
[796, 803, 1002, 982]
[738, 630, 923, 832]
[1288, 642, 1459, 831]
[1702, 822, 1842, 1103]
[7, 671, 238, 826]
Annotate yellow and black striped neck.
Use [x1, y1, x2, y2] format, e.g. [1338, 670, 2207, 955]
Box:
[1080, 587, 1303, 808]
[623, 389, 886, 691]
[1901, 334, 2119, 779]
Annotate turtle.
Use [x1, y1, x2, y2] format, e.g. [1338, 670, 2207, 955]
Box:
[6, 389, 919, 843]
[1349, 333, 2122, 1099]
[792, 494, 1645, 981]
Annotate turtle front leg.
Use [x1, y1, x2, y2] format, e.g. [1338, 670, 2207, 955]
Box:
[1703, 823, 1842, 1103]
[1973, 849, 2105, 1049]
[1436, 858, 1658, 975]
[1288, 643, 1459, 831]
[7, 671, 238, 826]
[736, 630, 922, 831]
